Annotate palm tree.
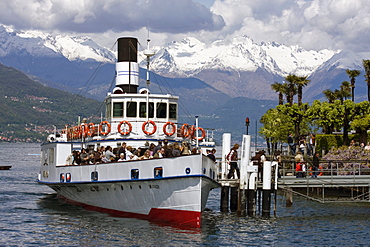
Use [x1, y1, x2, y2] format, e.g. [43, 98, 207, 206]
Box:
[296, 76, 310, 105]
[323, 89, 336, 103]
[346, 69, 360, 102]
[284, 74, 298, 105]
[271, 82, 287, 105]
[362, 60, 370, 101]
[337, 81, 352, 102]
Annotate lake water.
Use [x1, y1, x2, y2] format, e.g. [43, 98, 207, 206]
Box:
[1, 143, 370, 246]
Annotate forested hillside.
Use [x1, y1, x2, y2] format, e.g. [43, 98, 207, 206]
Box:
[0, 63, 102, 142]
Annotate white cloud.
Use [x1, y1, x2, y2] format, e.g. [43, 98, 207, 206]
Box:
[0, 0, 369, 52]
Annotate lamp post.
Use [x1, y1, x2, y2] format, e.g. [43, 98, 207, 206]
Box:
[245, 117, 250, 135]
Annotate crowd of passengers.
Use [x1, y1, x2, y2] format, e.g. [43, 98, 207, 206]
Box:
[65, 140, 208, 165]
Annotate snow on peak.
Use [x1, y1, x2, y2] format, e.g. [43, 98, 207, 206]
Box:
[147, 35, 338, 77]
[0, 24, 115, 62]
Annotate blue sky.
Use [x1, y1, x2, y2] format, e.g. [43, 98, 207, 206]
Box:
[0, 0, 369, 53]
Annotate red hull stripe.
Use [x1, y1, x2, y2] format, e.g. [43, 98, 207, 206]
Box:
[59, 195, 201, 228]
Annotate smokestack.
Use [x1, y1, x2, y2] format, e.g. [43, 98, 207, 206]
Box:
[115, 37, 139, 93]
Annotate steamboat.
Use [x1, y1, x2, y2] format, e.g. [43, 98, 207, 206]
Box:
[37, 37, 220, 228]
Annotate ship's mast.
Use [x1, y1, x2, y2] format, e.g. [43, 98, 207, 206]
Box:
[143, 33, 155, 120]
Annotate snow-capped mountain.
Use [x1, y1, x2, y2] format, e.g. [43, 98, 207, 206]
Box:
[148, 36, 337, 78]
[0, 25, 115, 62]
[0, 23, 368, 102]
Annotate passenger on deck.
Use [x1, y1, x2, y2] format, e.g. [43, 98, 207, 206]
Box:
[94, 147, 102, 164]
[149, 143, 156, 156]
[118, 153, 126, 162]
[153, 141, 162, 154]
[80, 148, 89, 165]
[117, 142, 127, 160]
[88, 153, 95, 164]
[73, 150, 81, 165]
[139, 150, 152, 160]
[165, 144, 173, 158]
[180, 141, 191, 155]
[207, 149, 216, 162]
[105, 146, 116, 162]
[66, 152, 74, 165]
[172, 142, 181, 157]
[153, 148, 165, 158]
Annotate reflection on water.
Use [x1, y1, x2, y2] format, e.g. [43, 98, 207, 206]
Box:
[0, 143, 370, 246]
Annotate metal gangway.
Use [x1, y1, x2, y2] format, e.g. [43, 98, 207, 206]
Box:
[278, 160, 370, 203]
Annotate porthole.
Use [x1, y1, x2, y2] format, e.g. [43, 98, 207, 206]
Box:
[202, 168, 206, 174]
[185, 167, 191, 174]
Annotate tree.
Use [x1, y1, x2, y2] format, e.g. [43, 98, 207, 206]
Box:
[284, 74, 298, 105]
[362, 60, 370, 101]
[271, 82, 287, 105]
[337, 81, 352, 102]
[296, 76, 310, 105]
[323, 89, 337, 103]
[351, 101, 370, 144]
[346, 69, 360, 102]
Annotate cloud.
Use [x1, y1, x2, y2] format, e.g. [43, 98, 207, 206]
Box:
[0, 0, 225, 34]
[210, 0, 370, 52]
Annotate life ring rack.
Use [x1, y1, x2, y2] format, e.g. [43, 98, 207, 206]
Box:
[163, 121, 176, 136]
[142, 120, 157, 135]
[99, 121, 111, 136]
[118, 120, 132, 135]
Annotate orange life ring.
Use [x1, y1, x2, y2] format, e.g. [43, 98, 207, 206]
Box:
[67, 127, 73, 140]
[73, 126, 81, 139]
[318, 166, 323, 176]
[81, 124, 88, 138]
[181, 123, 191, 138]
[163, 121, 176, 136]
[99, 121, 111, 136]
[87, 123, 95, 137]
[142, 120, 157, 135]
[192, 127, 206, 141]
[118, 120, 132, 135]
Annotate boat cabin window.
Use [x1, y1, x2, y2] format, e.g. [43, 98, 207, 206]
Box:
[139, 102, 154, 118]
[106, 102, 112, 119]
[157, 103, 167, 118]
[169, 103, 177, 119]
[131, 169, 139, 179]
[113, 102, 124, 117]
[127, 102, 137, 117]
[48, 148, 55, 164]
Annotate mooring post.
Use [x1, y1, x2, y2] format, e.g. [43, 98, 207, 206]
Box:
[230, 187, 238, 211]
[237, 134, 251, 217]
[247, 171, 257, 216]
[286, 187, 293, 207]
[262, 161, 272, 218]
[220, 186, 230, 212]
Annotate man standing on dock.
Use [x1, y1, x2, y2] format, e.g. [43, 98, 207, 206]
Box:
[227, 144, 240, 179]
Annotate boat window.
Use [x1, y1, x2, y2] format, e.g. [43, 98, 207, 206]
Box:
[131, 169, 139, 179]
[139, 102, 154, 118]
[106, 102, 112, 119]
[154, 167, 163, 178]
[91, 171, 98, 181]
[169, 103, 177, 119]
[156, 103, 167, 118]
[48, 148, 55, 164]
[113, 102, 124, 117]
[127, 102, 137, 117]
